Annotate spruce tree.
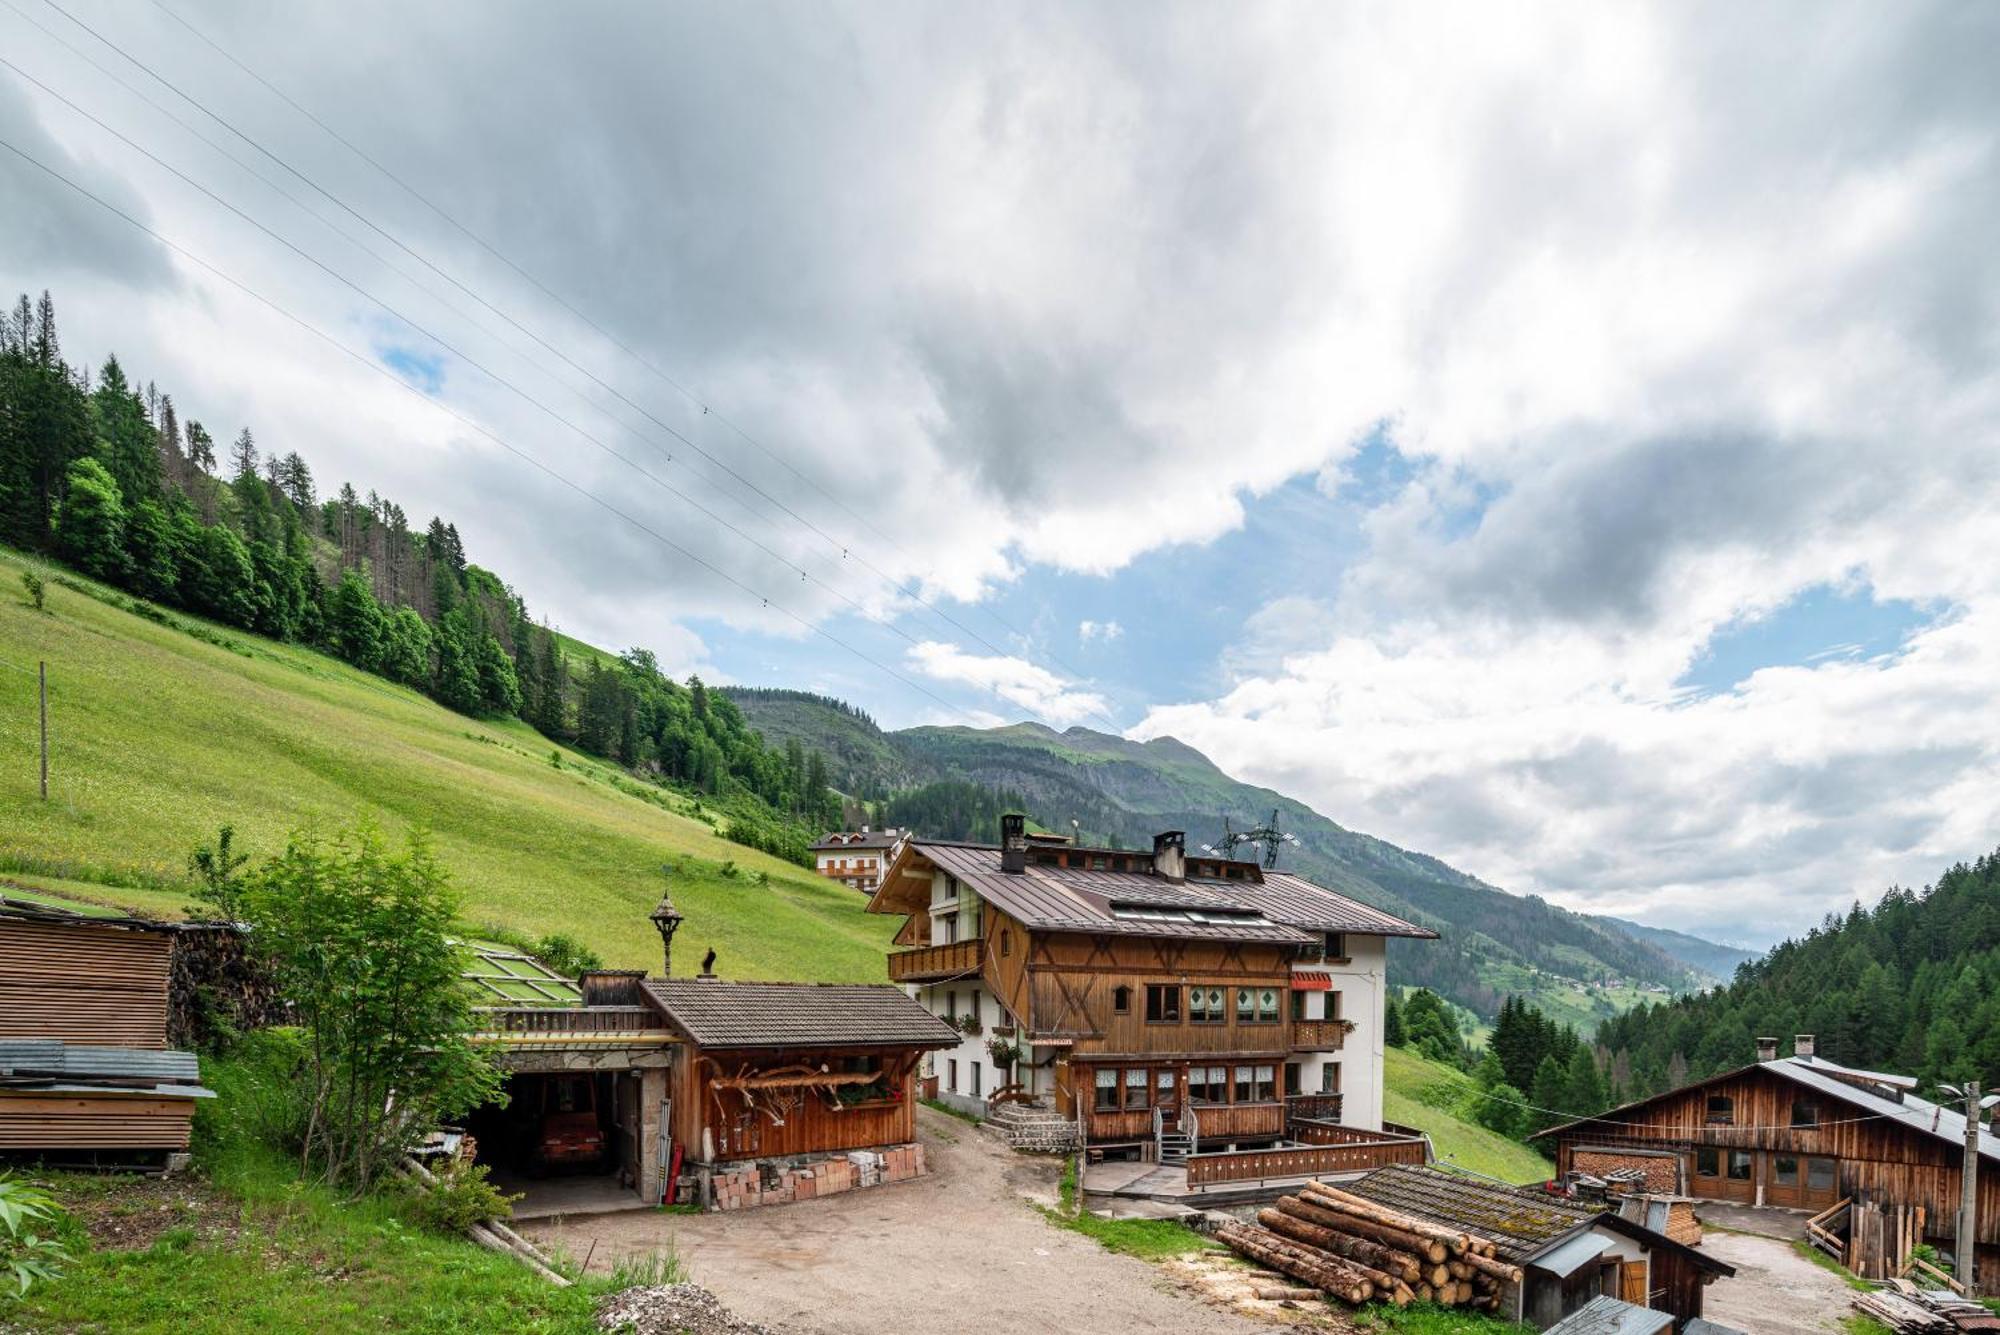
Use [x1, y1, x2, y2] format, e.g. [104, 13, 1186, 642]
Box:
[56, 456, 127, 581]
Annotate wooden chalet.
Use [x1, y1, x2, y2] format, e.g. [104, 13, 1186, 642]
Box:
[463, 895, 957, 1213]
[867, 816, 1437, 1162]
[1535, 1035, 2000, 1294]
[1345, 1164, 1736, 1330]
[0, 895, 215, 1164]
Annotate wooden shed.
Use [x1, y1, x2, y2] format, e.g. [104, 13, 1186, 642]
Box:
[0, 1040, 214, 1160]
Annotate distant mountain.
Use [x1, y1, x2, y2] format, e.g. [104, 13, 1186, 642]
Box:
[1603, 917, 1757, 984]
[724, 690, 1744, 1029]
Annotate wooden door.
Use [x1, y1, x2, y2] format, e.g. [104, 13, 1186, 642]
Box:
[1766, 1152, 1806, 1209]
[1689, 1146, 1755, 1202]
[1620, 1260, 1647, 1305]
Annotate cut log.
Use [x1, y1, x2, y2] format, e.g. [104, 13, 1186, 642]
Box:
[467, 1224, 571, 1287]
[1307, 1182, 1474, 1253]
[1215, 1222, 1372, 1304]
[1257, 1210, 1406, 1292]
[1252, 1285, 1323, 1301]
[1272, 1198, 1424, 1280]
[1459, 1247, 1525, 1286]
[1448, 1260, 1473, 1280]
[1292, 1191, 1448, 1262]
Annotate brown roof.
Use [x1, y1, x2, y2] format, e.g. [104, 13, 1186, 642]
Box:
[1346, 1164, 1601, 1264]
[874, 840, 1432, 943]
[640, 979, 962, 1050]
[810, 830, 904, 852]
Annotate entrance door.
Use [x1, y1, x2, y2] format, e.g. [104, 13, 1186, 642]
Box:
[1689, 1146, 1756, 1202]
[1766, 1153, 1806, 1209]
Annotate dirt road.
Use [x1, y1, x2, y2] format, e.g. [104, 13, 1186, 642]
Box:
[1701, 1230, 1857, 1335]
[525, 1108, 1279, 1335]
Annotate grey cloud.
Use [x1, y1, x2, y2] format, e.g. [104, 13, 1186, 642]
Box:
[0, 76, 173, 289]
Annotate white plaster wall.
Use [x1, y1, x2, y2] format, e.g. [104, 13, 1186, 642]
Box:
[1289, 934, 1388, 1131]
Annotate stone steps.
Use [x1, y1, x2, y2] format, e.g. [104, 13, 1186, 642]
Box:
[986, 1100, 1079, 1154]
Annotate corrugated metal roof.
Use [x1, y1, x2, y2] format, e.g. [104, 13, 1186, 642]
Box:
[1533, 1229, 1614, 1278]
[641, 980, 963, 1050]
[0, 1040, 212, 1097]
[1546, 1296, 1674, 1335]
[1761, 1057, 2000, 1165]
[1345, 1164, 1602, 1264]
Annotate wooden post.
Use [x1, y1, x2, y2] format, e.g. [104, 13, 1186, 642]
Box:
[1959, 1081, 1980, 1294]
[38, 660, 47, 800]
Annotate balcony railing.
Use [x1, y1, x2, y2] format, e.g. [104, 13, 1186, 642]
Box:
[1290, 1018, 1351, 1051]
[1286, 1092, 1345, 1126]
[472, 1005, 665, 1037]
[1184, 1134, 1430, 1187]
[887, 938, 984, 983]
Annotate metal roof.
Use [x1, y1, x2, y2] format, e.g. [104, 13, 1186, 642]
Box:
[641, 979, 963, 1050]
[811, 830, 904, 851]
[1533, 1229, 1616, 1278]
[0, 1039, 213, 1097]
[896, 841, 1428, 944]
[1546, 1296, 1674, 1335]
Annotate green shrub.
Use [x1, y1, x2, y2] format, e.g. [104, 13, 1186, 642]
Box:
[0, 1172, 71, 1299]
[406, 1158, 518, 1235]
[19, 569, 44, 611]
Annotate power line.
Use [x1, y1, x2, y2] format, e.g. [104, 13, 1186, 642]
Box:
[54, 0, 1126, 730]
[0, 51, 1008, 699]
[127, 0, 1128, 719]
[0, 132, 985, 723]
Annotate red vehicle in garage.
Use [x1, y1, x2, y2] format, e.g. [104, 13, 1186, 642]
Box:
[533, 1075, 605, 1173]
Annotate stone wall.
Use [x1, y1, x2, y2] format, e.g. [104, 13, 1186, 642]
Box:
[705, 1143, 925, 1212]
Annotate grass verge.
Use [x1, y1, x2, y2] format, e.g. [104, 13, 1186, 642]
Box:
[1035, 1158, 1219, 1261]
[1354, 1303, 1536, 1334]
[1791, 1238, 1874, 1292]
[920, 1097, 983, 1126]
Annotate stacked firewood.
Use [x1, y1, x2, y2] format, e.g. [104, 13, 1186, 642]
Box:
[1212, 1180, 1524, 1310]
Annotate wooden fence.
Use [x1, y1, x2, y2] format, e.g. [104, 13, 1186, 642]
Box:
[1183, 1134, 1430, 1187]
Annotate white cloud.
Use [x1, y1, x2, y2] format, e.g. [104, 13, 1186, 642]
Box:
[1078, 619, 1123, 643]
[906, 642, 1109, 729]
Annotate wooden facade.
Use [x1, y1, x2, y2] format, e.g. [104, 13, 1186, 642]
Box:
[670, 1044, 924, 1163]
[1539, 1063, 2000, 1291]
[0, 1093, 195, 1152]
[0, 916, 172, 1049]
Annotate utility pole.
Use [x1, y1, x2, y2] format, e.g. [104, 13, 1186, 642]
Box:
[1961, 1080, 1981, 1294]
[38, 660, 47, 801]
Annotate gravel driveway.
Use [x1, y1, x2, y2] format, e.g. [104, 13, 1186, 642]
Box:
[1701, 1230, 1857, 1335]
[524, 1107, 1278, 1335]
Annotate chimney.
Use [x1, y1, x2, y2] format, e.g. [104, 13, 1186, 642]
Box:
[1794, 1034, 1815, 1060]
[698, 946, 718, 979]
[1756, 1037, 1779, 1063]
[1153, 831, 1186, 883]
[1000, 812, 1027, 874]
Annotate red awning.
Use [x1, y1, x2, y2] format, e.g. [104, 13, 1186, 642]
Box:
[1291, 973, 1332, 992]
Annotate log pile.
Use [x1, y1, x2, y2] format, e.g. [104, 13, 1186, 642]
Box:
[1212, 1179, 1524, 1312]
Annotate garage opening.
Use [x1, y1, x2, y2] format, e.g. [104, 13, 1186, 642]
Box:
[465, 1068, 646, 1219]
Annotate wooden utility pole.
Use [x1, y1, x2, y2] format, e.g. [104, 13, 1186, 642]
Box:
[38, 660, 48, 800]
[1960, 1080, 1981, 1294]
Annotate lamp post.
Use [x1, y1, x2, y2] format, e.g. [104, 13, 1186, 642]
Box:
[650, 887, 684, 979]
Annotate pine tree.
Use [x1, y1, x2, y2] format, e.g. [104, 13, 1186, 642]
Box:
[1529, 1054, 1568, 1133]
[229, 427, 258, 480]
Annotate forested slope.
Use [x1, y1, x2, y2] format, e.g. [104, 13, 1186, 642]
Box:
[1596, 851, 2000, 1093]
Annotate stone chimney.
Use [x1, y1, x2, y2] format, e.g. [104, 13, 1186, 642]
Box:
[1794, 1034, 1816, 1060]
[1000, 812, 1027, 874]
[1153, 831, 1187, 883]
[1756, 1036, 1779, 1062]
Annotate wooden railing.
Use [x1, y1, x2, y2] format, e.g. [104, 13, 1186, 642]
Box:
[1806, 1197, 1851, 1259]
[473, 1005, 664, 1035]
[1292, 1118, 1399, 1146]
[887, 938, 984, 983]
[989, 1083, 1035, 1109]
[1287, 1092, 1345, 1125]
[1290, 1018, 1351, 1051]
[1184, 1135, 1430, 1187]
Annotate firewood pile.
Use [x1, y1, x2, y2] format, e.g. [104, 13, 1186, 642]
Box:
[1211, 1179, 1524, 1310]
[1855, 1282, 2000, 1333]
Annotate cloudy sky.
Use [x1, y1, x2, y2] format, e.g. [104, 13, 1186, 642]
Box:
[4, 1, 1996, 945]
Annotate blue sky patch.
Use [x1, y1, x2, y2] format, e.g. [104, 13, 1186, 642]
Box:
[380, 345, 446, 395]
[1678, 584, 1936, 695]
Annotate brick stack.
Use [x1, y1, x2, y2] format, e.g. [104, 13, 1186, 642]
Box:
[707, 1143, 926, 1211]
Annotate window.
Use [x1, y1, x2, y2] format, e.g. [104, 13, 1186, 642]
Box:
[944, 991, 956, 1021]
[969, 990, 981, 1023]
[1727, 1150, 1753, 1181]
[1284, 1063, 1302, 1097]
[1791, 1100, 1819, 1128]
[1321, 1061, 1341, 1094]
[942, 914, 960, 944]
[1112, 985, 1132, 1015]
[1696, 1147, 1720, 1178]
[948, 1058, 959, 1093]
[1124, 1067, 1149, 1109]
[1706, 1095, 1734, 1125]
[1808, 1158, 1837, 1192]
[1234, 1065, 1256, 1103]
[1233, 987, 1280, 1023]
[1190, 986, 1226, 1025]
[1094, 1068, 1119, 1112]
[1000, 931, 1012, 957]
[1325, 932, 1346, 960]
[1253, 1065, 1277, 1101]
[1291, 990, 1310, 1021]
[970, 1062, 982, 1097]
[1773, 1156, 1800, 1186]
[1157, 1069, 1177, 1104]
[1145, 984, 1182, 1023]
[1189, 1066, 1226, 1104]
[1260, 989, 1281, 1022]
[1328, 990, 1343, 1021]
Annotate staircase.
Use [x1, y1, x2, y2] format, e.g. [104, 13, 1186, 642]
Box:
[1153, 1104, 1198, 1164]
[987, 1100, 1079, 1154]
[1156, 1129, 1194, 1164]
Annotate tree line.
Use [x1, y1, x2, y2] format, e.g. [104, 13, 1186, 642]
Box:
[1, 291, 841, 858]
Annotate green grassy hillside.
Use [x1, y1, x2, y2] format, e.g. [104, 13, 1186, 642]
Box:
[0, 547, 894, 980]
[1382, 1047, 1554, 1184]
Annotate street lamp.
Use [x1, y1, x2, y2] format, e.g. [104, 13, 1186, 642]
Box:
[650, 885, 684, 979]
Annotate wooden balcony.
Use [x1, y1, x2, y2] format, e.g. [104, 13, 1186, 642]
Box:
[1290, 1018, 1351, 1052]
[887, 938, 984, 983]
[1183, 1134, 1429, 1187]
[1286, 1092, 1345, 1125]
